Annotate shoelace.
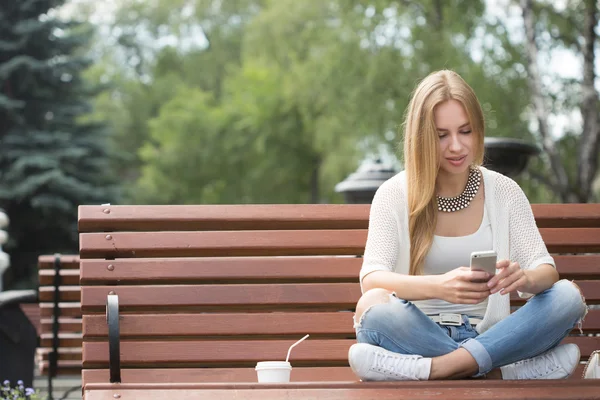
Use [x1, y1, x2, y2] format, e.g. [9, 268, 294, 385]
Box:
[515, 352, 559, 379]
[373, 351, 420, 380]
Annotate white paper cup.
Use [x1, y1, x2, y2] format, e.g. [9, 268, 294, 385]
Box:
[255, 361, 292, 383]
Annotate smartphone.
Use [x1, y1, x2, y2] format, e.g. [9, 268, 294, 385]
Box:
[470, 250, 497, 279]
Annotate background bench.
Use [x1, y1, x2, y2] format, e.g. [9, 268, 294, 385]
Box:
[78, 204, 600, 399]
[37, 254, 81, 375]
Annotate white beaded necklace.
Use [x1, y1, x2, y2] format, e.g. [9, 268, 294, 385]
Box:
[436, 167, 481, 212]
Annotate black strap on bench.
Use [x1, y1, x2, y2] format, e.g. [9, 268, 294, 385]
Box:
[47, 253, 62, 400]
[107, 293, 121, 383]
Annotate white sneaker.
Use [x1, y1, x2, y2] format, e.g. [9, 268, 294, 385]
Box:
[500, 344, 580, 380]
[348, 343, 431, 381]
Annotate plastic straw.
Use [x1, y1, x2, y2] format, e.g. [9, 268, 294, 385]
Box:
[285, 334, 310, 362]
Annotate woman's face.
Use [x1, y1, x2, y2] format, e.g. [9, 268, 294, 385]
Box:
[434, 99, 475, 175]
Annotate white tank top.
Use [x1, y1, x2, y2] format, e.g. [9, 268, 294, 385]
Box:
[412, 206, 493, 317]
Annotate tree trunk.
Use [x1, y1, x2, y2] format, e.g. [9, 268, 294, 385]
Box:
[577, 0, 600, 202]
[310, 156, 321, 203]
[520, 0, 575, 202]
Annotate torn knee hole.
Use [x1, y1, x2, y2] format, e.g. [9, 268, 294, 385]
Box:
[569, 280, 589, 334]
[353, 290, 392, 329]
[569, 280, 586, 303]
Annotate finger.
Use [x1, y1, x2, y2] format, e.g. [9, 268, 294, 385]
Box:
[460, 279, 491, 292]
[487, 261, 518, 288]
[487, 268, 511, 288]
[467, 270, 491, 283]
[495, 259, 510, 269]
[499, 275, 526, 295]
[466, 281, 493, 292]
[491, 272, 521, 294]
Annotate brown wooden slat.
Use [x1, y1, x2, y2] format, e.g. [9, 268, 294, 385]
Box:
[542, 228, 600, 252]
[40, 302, 81, 318]
[79, 230, 368, 258]
[83, 380, 597, 388]
[82, 367, 357, 384]
[82, 381, 600, 400]
[82, 339, 352, 367]
[80, 281, 600, 311]
[80, 257, 362, 284]
[38, 254, 80, 269]
[40, 333, 82, 348]
[41, 317, 82, 333]
[37, 348, 82, 361]
[38, 360, 82, 375]
[532, 204, 600, 228]
[78, 205, 371, 232]
[83, 309, 600, 338]
[39, 286, 80, 302]
[83, 312, 354, 338]
[82, 387, 600, 400]
[75, 364, 592, 385]
[79, 256, 600, 285]
[562, 336, 600, 360]
[82, 337, 600, 367]
[81, 282, 600, 306]
[79, 229, 600, 259]
[555, 255, 600, 278]
[39, 269, 80, 286]
[80, 283, 360, 311]
[78, 204, 600, 233]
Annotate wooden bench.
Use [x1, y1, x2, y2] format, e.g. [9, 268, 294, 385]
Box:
[78, 204, 600, 399]
[37, 254, 82, 375]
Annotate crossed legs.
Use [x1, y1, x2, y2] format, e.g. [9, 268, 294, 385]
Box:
[353, 280, 587, 379]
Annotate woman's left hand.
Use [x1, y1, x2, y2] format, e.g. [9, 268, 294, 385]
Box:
[486, 259, 531, 295]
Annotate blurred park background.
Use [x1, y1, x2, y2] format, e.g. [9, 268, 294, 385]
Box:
[1, 0, 599, 291]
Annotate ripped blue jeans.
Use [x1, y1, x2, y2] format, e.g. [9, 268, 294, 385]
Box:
[354, 280, 588, 376]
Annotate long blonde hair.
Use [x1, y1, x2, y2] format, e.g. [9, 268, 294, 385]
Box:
[403, 70, 485, 275]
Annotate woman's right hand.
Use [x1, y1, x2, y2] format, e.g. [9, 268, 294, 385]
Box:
[433, 267, 492, 304]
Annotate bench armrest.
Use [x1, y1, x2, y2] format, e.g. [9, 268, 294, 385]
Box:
[0, 289, 38, 309]
[107, 293, 121, 383]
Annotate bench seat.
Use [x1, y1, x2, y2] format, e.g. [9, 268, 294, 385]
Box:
[82, 381, 600, 400]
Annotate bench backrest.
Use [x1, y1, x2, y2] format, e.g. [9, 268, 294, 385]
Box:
[37, 254, 81, 375]
[78, 204, 600, 386]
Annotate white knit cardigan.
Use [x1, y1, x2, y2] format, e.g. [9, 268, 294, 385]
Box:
[359, 166, 556, 334]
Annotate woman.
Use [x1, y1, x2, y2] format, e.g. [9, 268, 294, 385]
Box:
[349, 70, 588, 381]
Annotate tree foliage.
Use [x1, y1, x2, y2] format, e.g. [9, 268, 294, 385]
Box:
[82, 0, 598, 205]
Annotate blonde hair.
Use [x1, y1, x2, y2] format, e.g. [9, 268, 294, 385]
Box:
[403, 70, 485, 275]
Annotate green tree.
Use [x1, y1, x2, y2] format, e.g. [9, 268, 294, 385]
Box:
[0, 0, 118, 289]
[517, 0, 600, 202]
[117, 0, 532, 204]
[88, 0, 594, 205]
[82, 0, 266, 201]
[227, 0, 530, 201]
